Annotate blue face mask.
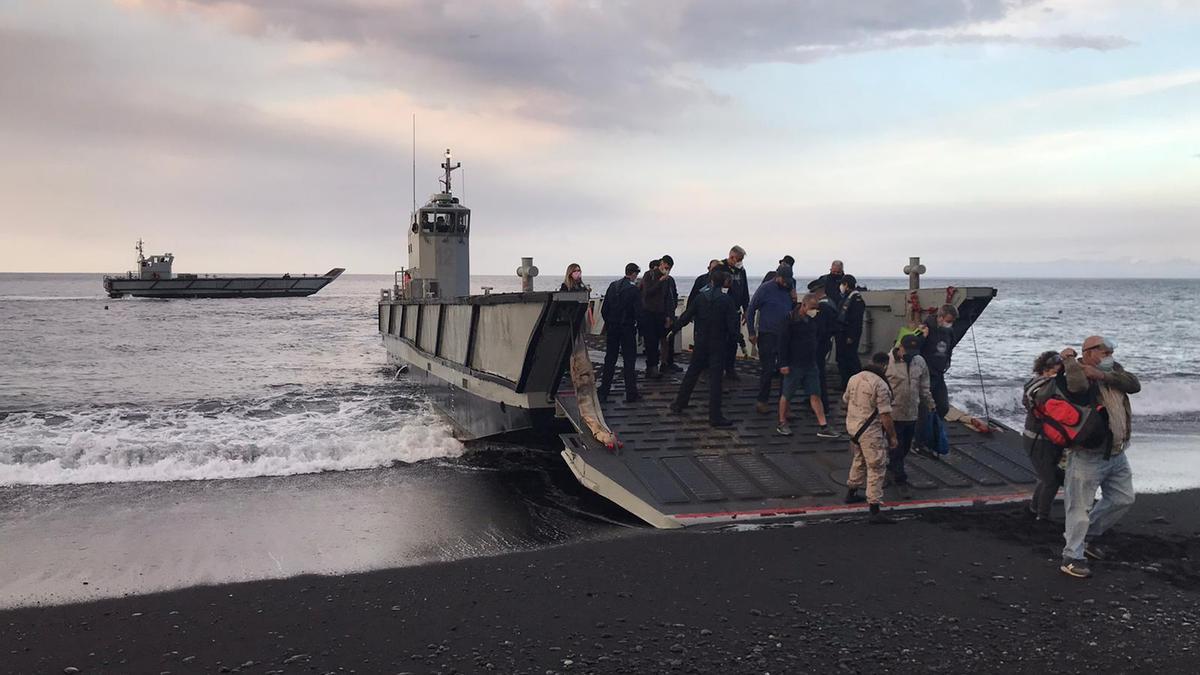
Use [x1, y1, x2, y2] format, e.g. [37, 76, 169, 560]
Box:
[1098, 356, 1115, 372]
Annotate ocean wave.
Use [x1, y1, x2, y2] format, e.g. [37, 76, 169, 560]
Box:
[949, 376, 1200, 424]
[0, 392, 463, 486]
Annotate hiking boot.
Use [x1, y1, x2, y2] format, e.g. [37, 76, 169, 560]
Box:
[816, 426, 841, 439]
[868, 504, 896, 525]
[897, 483, 912, 500]
[711, 417, 735, 428]
[1084, 543, 1106, 561]
[1060, 559, 1092, 579]
[844, 488, 866, 504]
[755, 401, 771, 415]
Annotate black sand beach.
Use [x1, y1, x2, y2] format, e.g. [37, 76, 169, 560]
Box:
[3, 491, 1198, 674]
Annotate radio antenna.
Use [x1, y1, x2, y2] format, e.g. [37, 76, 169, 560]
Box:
[411, 113, 417, 216]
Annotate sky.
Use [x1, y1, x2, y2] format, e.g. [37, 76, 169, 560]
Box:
[1, 0, 1198, 277]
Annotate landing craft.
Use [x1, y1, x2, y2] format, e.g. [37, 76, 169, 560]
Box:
[104, 240, 344, 299]
[380, 151, 1039, 528]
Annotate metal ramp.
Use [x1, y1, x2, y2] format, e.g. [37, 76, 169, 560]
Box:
[558, 347, 1037, 529]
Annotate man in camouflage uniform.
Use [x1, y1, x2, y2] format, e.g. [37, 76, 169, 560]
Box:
[843, 352, 899, 524]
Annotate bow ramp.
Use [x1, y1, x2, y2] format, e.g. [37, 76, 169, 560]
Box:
[558, 355, 1037, 529]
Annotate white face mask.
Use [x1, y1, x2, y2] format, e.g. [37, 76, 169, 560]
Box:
[731, 260, 743, 269]
[1098, 356, 1115, 372]
[806, 308, 818, 318]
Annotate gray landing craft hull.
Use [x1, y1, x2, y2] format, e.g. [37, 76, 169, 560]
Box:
[104, 269, 345, 298]
[378, 290, 590, 440]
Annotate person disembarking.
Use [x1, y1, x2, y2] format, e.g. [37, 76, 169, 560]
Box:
[1022, 350, 1068, 526]
[885, 334, 935, 499]
[844, 352, 899, 524]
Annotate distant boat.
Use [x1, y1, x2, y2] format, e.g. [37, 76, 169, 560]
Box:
[103, 240, 344, 299]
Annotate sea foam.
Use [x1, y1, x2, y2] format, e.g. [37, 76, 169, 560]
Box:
[0, 393, 463, 486]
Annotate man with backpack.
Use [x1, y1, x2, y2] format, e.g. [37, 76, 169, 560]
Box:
[843, 352, 899, 524]
[1059, 336, 1141, 579]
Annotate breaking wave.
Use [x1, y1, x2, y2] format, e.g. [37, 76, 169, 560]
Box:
[949, 375, 1200, 427]
[0, 389, 463, 486]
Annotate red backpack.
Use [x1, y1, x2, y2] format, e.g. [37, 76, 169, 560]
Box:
[1027, 379, 1109, 449]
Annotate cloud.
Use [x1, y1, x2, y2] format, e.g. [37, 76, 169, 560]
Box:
[123, 0, 1133, 129]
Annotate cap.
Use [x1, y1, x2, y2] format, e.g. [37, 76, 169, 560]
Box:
[776, 265, 795, 289]
[780, 255, 795, 267]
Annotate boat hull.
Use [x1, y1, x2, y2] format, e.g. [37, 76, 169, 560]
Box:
[103, 270, 344, 299]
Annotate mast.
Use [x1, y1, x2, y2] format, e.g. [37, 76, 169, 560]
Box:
[439, 148, 461, 195]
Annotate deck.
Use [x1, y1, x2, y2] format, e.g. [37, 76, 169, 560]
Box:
[558, 341, 1037, 528]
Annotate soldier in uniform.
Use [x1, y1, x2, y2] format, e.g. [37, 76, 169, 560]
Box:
[599, 263, 642, 403]
[843, 352, 899, 524]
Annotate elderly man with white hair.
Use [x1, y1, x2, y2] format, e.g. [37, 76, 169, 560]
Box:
[1058, 335, 1141, 579]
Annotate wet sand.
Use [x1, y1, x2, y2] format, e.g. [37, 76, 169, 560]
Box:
[0, 450, 632, 608]
[2, 489, 1198, 673]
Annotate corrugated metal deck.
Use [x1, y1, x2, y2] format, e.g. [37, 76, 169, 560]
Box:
[558, 344, 1036, 528]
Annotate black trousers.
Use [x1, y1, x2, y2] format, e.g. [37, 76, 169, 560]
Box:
[1028, 441, 1065, 519]
[640, 311, 665, 372]
[888, 421, 917, 485]
[755, 331, 781, 403]
[599, 325, 638, 400]
[930, 370, 950, 418]
[816, 337, 833, 411]
[662, 316, 677, 366]
[673, 344, 725, 423]
[835, 335, 861, 388]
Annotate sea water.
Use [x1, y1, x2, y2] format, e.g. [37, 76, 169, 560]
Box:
[1, 273, 1197, 492]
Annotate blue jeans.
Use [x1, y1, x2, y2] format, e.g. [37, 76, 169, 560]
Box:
[1062, 451, 1135, 562]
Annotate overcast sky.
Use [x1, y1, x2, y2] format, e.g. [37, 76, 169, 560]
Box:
[2, 0, 1198, 277]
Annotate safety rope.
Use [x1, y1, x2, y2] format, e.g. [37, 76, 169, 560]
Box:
[969, 323, 991, 423]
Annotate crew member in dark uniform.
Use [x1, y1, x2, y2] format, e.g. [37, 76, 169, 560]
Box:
[639, 255, 674, 380]
[687, 259, 722, 308]
[669, 269, 737, 427]
[714, 246, 749, 380]
[809, 259, 846, 307]
[836, 274, 866, 387]
[660, 268, 681, 373]
[599, 263, 642, 403]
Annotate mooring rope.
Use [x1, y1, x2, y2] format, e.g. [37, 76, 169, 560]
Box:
[969, 323, 991, 422]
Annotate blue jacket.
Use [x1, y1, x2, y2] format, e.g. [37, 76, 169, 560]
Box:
[746, 281, 794, 337]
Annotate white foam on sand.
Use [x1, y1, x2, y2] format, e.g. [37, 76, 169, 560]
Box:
[1127, 433, 1200, 494]
[0, 396, 463, 485]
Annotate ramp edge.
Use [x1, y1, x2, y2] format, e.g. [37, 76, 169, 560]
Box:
[560, 448, 682, 530]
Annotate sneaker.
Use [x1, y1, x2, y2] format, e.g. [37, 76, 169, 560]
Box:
[755, 401, 771, 415]
[816, 426, 841, 439]
[1084, 543, 1105, 561]
[711, 418, 735, 428]
[776, 424, 793, 436]
[1060, 559, 1092, 578]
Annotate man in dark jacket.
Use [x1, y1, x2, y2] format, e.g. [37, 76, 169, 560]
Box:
[809, 279, 839, 412]
[918, 304, 958, 418]
[669, 269, 738, 427]
[809, 260, 846, 308]
[747, 265, 796, 414]
[639, 255, 674, 379]
[836, 273, 866, 388]
[714, 245, 749, 380]
[599, 263, 642, 403]
[660, 270, 681, 373]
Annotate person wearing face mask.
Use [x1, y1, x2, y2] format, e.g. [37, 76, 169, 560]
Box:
[918, 304, 959, 418]
[835, 274, 866, 388]
[1058, 335, 1141, 579]
[885, 333, 935, 499]
[809, 259, 847, 308]
[714, 246, 750, 380]
[776, 293, 841, 438]
[1022, 350, 1069, 526]
[560, 263, 587, 292]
